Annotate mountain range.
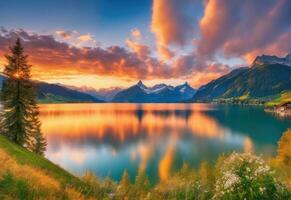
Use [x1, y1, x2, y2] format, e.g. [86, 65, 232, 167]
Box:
[112, 81, 196, 102]
[37, 82, 103, 103]
[0, 75, 103, 103]
[0, 54, 290, 103]
[64, 85, 122, 101]
[191, 54, 291, 102]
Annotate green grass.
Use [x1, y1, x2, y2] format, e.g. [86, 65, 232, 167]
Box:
[0, 134, 104, 199]
[238, 93, 249, 100]
[0, 171, 32, 200]
[213, 91, 291, 106]
[265, 91, 291, 107]
[37, 93, 80, 104]
[0, 134, 82, 187]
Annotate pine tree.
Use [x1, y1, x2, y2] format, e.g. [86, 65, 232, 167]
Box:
[27, 104, 47, 155]
[0, 38, 46, 154]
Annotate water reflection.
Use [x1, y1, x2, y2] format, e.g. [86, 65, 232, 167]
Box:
[159, 132, 177, 182]
[39, 103, 290, 182]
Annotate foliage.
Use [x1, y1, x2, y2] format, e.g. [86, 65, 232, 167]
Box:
[150, 162, 200, 200]
[0, 126, 290, 199]
[26, 103, 47, 155]
[273, 129, 291, 189]
[0, 134, 82, 188]
[0, 39, 46, 154]
[116, 170, 132, 199]
[276, 129, 291, 167]
[132, 169, 150, 199]
[213, 90, 291, 106]
[0, 146, 79, 199]
[214, 97, 265, 105]
[0, 171, 31, 200]
[213, 152, 290, 200]
[265, 91, 291, 107]
[193, 64, 291, 102]
[1, 38, 33, 145]
[37, 92, 98, 104]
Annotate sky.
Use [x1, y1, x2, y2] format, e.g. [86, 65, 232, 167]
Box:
[0, 0, 290, 90]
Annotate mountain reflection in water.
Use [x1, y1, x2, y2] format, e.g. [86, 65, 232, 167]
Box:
[39, 103, 290, 183]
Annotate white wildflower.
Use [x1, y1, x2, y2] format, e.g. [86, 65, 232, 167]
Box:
[259, 187, 266, 194]
[223, 172, 240, 189]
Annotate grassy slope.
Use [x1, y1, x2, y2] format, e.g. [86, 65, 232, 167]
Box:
[0, 135, 80, 185]
[265, 91, 291, 107]
[213, 91, 291, 106]
[0, 134, 93, 199]
[37, 93, 84, 104]
[193, 64, 290, 102]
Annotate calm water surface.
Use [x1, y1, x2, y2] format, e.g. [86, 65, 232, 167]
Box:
[39, 103, 290, 183]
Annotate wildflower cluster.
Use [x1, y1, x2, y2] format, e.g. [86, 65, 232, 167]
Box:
[213, 152, 289, 199]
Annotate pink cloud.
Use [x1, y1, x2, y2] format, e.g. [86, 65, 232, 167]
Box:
[151, 0, 196, 59]
[125, 39, 150, 59]
[198, 0, 291, 62]
[131, 28, 142, 40]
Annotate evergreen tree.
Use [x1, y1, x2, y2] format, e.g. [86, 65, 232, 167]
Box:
[27, 103, 47, 155]
[0, 38, 46, 154]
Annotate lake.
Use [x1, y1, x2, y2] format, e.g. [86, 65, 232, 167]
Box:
[40, 103, 290, 183]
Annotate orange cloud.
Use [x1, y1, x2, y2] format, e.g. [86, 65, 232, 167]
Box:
[55, 30, 74, 40]
[189, 71, 227, 88]
[198, 0, 291, 61]
[244, 32, 291, 64]
[0, 28, 233, 89]
[131, 28, 142, 40]
[78, 33, 94, 42]
[157, 45, 175, 60]
[151, 0, 195, 59]
[126, 39, 150, 58]
[151, 0, 194, 46]
[0, 29, 161, 80]
[172, 53, 230, 86]
[54, 30, 96, 47]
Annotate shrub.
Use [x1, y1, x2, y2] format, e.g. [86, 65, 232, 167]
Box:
[274, 129, 291, 189]
[213, 152, 290, 200]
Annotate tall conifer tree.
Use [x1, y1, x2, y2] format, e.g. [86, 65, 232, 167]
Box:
[0, 38, 46, 154]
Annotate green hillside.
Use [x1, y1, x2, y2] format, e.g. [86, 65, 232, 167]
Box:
[37, 93, 95, 104]
[192, 64, 291, 102]
[222, 64, 291, 98]
[0, 75, 103, 104]
[265, 91, 291, 107]
[0, 134, 92, 199]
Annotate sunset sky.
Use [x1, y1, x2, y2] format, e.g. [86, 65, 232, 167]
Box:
[0, 0, 290, 90]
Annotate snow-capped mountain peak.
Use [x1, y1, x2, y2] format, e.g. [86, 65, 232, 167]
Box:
[179, 86, 187, 93]
[178, 82, 190, 92]
[137, 80, 147, 89]
[136, 81, 172, 94]
[113, 81, 197, 102]
[150, 83, 167, 91]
